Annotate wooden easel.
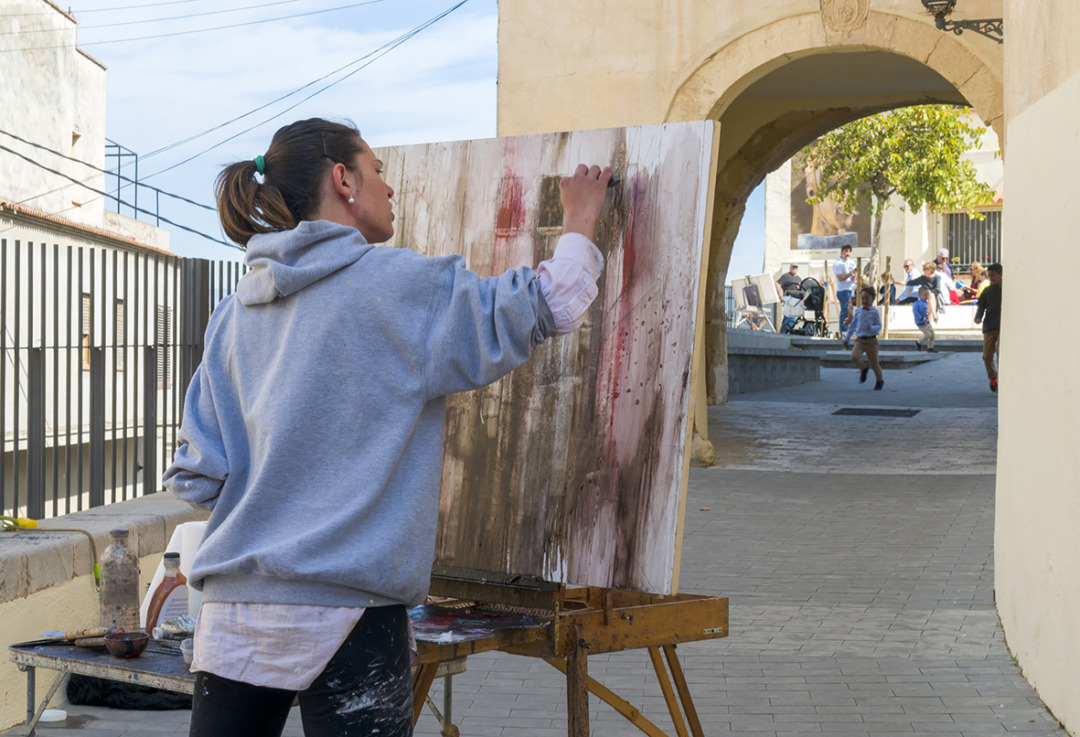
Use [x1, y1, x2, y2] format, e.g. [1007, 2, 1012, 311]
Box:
[412, 567, 729, 737]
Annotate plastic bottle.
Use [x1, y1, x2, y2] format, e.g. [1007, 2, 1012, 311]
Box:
[145, 552, 188, 632]
[99, 529, 140, 632]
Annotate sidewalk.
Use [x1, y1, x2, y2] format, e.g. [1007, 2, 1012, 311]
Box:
[8, 352, 1065, 737]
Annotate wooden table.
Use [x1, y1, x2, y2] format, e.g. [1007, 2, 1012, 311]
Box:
[8, 604, 549, 736]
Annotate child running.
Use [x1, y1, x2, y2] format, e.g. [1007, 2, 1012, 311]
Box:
[913, 286, 938, 353]
[846, 285, 884, 390]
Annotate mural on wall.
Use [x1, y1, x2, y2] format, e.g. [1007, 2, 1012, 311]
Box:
[791, 161, 870, 250]
[377, 122, 716, 595]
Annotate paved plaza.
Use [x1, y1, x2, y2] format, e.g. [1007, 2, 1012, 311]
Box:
[5, 351, 1066, 737]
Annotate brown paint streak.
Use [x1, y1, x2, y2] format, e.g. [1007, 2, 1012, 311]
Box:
[395, 125, 708, 594]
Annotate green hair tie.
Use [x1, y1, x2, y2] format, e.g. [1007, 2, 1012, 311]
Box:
[253, 155, 266, 174]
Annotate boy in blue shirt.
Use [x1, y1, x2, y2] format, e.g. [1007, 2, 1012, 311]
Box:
[846, 285, 884, 389]
[913, 286, 938, 353]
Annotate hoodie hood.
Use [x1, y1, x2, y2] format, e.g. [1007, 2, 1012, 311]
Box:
[237, 220, 374, 306]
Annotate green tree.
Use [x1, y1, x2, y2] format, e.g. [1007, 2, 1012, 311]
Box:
[801, 105, 997, 280]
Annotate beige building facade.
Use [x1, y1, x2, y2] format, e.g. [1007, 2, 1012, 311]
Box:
[498, 0, 1079, 731]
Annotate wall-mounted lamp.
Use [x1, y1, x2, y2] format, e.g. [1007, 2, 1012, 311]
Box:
[921, 0, 1003, 44]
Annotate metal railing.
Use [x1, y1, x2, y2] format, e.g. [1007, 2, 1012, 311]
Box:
[1, 238, 244, 520]
[944, 208, 1001, 272]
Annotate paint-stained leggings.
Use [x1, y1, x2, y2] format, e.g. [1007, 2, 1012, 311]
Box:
[188, 605, 413, 737]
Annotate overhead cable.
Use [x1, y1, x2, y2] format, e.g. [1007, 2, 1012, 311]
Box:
[0, 141, 237, 249]
[144, 0, 469, 180]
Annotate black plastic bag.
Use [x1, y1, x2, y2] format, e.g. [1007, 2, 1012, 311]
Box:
[67, 674, 192, 710]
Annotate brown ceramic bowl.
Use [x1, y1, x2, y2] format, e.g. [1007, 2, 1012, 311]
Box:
[103, 631, 149, 659]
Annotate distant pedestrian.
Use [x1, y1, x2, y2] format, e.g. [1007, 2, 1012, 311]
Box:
[913, 286, 938, 353]
[832, 244, 857, 336]
[936, 248, 954, 280]
[974, 263, 1003, 392]
[846, 285, 884, 390]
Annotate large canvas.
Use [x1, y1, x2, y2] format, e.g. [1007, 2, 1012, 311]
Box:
[376, 122, 716, 594]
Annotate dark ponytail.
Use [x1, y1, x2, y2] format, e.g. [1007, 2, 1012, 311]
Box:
[215, 118, 366, 247]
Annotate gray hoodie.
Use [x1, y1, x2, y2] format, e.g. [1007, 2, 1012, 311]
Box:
[164, 219, 554, 607]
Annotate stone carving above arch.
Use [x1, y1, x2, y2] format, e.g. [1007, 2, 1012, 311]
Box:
[820, 0, 868, 33]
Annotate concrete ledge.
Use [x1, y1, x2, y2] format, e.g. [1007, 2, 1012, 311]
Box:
[728, 348, 821, 395]
[790, 337, 985, 352]
[820, 351, 941, 369]
[0, 492, 208, 606]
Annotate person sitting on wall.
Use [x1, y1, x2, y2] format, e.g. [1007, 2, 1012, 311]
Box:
[877, 271, 896, 306]
[894, 259, 920, 304]
[960, 262, 986, 301]
[935, 248, 954, 280]
[907, 262, 943, 320]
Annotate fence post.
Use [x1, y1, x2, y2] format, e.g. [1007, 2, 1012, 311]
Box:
[90, 347, 105, 507]
[143, 346, 158, 496]
[179, 259, 211, 409]
[28, 348, 45, 520]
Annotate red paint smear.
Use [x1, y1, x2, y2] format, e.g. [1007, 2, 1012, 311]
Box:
[492, 147, 525, 274]
[603, 177, 649, 500]
[495, 176, 525, 236]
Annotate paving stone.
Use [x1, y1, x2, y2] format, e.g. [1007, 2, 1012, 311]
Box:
[7, 353, 1067, 737]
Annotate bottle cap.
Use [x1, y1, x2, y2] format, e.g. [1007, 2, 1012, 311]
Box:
[164, 552, 180, 560]
[110, 528, 129, 538]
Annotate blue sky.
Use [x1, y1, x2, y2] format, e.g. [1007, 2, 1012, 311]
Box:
[66, 0, 765, 276]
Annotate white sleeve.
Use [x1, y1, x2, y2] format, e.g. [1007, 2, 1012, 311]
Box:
[536, 233, 605, 334]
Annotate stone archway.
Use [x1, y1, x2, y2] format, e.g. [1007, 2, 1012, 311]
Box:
[663, 10, 1003, 406]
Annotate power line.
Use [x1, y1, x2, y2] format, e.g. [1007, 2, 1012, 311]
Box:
[143, 0, 469, 180]
[142, 1, 467, 163]
[72, 0, 206, 13]
[0, 0, 389, 51]
[0, 128, 217, 212]
[0, 141, 237, 249]
[5, 0, 336, 34]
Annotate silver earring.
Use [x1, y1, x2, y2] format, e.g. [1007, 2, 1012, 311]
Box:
[348, 196, 355, 204]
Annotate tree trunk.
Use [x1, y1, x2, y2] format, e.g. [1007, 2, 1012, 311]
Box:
[864, 198, 886, 289]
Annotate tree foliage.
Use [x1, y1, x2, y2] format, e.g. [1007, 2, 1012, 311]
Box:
[801, 104, 997, 230]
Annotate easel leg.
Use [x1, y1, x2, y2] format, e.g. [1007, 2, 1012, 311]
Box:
[566, 628, 590, 737]
[411, 664, 438, 726]
[545, 658, 667, 737]
[648, 647, 689, 737]
[662, 644, 705, 737]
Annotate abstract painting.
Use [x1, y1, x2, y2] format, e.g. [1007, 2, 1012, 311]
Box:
[377, 121, 717, 594]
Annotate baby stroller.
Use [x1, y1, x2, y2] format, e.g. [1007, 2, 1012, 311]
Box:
[782, 277, 829, 337]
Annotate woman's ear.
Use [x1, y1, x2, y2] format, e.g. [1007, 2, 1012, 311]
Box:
[330, 162, 352, 200]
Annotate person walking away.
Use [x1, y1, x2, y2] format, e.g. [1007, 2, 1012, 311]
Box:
[162, 117, 613, 737]
[832, 244, 857, 336]
[913, 286, 938, 353]
[975, 263, 1003, 393]
[845, 285, 884, 390]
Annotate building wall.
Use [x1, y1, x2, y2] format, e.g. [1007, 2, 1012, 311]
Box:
[499, 1, 1080, 732]
[996, 1, 1080, 730]
[0, 1, 107, 229]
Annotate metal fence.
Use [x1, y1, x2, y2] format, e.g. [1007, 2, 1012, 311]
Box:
[944, 208, 1001, 271]
[2, 239, 245, 520]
